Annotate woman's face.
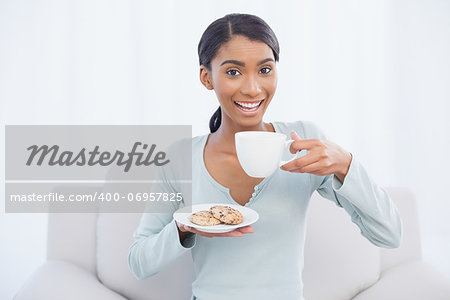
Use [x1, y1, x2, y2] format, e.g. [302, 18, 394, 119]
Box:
[201, 35, 278, 129]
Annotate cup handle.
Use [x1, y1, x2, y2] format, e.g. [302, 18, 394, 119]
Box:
[279, 139, 301, 167]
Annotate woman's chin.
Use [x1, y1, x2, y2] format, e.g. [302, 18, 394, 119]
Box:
[234, 117, 266, 130]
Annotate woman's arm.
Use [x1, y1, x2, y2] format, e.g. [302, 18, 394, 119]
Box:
[281, 128, 402, 248]
[127, 144, 197, 280]
[315, 157, 402, 248]
[128, 212, 196, 280]
[127, 141, 254, 280]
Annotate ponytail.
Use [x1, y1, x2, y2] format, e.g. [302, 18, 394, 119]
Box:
[209, 107, 222, 133]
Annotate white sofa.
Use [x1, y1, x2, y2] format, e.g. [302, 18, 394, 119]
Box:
[14, 187, 450, 300]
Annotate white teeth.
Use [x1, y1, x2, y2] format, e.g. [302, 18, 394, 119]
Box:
[234, 100, 263, 108]
[240, 106, 258, 112]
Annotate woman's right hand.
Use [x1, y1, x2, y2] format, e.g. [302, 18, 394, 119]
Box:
[176, 221, 254, 240]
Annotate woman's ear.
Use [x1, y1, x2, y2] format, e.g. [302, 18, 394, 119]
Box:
[199, 65, 214, 90]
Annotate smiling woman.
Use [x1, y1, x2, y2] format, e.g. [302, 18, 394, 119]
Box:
[128, 13, 402, 300]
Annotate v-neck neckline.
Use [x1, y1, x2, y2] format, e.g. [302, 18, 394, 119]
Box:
[199, 122, 280, 207]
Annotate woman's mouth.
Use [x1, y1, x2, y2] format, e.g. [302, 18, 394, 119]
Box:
[233, 99, 264, 114]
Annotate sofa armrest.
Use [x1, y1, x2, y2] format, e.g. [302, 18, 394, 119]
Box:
[14, 260, 127, 300]
[381, 187, 422, 271]
[352, 260, 450, 300]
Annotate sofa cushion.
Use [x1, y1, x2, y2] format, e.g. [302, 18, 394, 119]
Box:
[47, 212, 98, 274]
[352, 260, 450, 300]
[14, 260, 126, 300]
[96, 213, 195, 300]
[303, 192, 380, 300]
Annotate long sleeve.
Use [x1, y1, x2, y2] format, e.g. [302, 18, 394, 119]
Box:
[127, 213, 196, 279]
[127, 140, 196, 280]
[315, 155, 403, 248]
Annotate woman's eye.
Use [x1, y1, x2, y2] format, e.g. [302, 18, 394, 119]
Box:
[226, 69, 241, 76]
[260, 67, 272, 74]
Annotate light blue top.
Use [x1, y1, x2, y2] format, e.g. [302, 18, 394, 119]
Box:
[128, 120, 402, 300]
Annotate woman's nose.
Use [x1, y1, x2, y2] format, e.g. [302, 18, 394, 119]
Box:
[241, 75, 262, 97]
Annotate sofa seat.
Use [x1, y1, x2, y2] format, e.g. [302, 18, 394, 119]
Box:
[14, 260, 126, 300]
[14, 187, 450, 300]
[353, 260, 450, 300]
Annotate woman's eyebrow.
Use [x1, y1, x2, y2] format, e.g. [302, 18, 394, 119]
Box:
[220, 58, 274, 67]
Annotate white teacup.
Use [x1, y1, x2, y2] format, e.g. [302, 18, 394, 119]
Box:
[235, 131, 299, 178]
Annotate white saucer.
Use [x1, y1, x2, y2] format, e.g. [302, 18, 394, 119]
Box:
[173, 203, 259, 233]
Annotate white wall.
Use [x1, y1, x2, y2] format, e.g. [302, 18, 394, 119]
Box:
[1, 0, 449, 299]
[387, 0, 450, 278]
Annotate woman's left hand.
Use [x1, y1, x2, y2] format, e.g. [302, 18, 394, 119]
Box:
[280, 131, 352, 183]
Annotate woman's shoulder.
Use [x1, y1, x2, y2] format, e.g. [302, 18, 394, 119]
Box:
[273, 120, 326, 139]
[191, 133, 208, 150]
[167, 134, 206, 149]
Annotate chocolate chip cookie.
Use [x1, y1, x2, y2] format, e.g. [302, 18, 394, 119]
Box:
[210, 205, 243, 225]
[190, 210, 222, 226]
